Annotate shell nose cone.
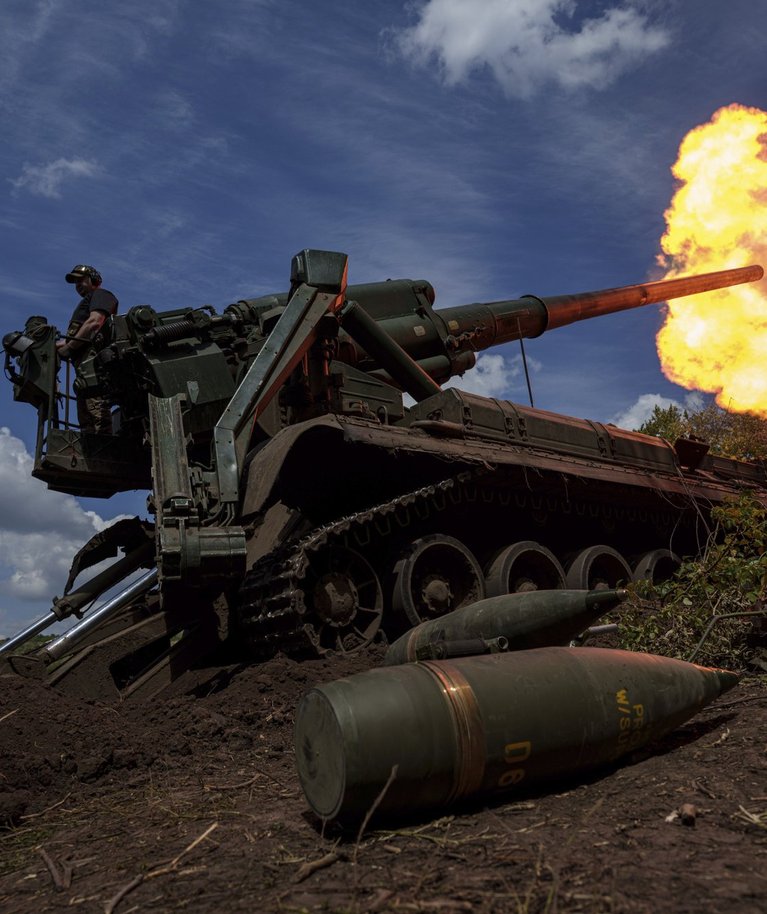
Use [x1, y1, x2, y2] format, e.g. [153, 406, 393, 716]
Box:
[713, 668, 740, 695]
[584, 587, 627, 610]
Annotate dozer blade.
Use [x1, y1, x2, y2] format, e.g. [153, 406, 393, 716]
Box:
[44, 594, 224, 702]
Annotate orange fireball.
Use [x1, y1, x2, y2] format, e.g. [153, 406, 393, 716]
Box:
[657, 103, 767, 417]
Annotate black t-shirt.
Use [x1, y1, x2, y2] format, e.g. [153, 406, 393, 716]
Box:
[69, 288, 119, 326]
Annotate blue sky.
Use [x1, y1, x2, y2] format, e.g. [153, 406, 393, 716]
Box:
[1, 0, 765, 635]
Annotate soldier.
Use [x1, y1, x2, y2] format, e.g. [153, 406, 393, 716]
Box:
[57, 264, 119, 434]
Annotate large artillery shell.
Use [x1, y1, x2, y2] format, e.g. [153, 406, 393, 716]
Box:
[294, 647, 738, 824]
[384, 588, 626, 665]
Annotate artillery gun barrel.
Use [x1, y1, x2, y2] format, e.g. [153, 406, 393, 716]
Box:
[543, 264, 764, 330]
[438, 264, 764, 352]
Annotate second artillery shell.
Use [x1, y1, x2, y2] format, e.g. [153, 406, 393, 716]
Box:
[294, 647, 738, 824]
[384, 588, 626, 665]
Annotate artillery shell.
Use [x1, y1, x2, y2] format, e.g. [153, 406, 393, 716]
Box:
[383, 588, 626, 665]
[294, 647, 738, 824]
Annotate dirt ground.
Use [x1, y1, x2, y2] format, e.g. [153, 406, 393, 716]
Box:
[0, 645, 765, 914]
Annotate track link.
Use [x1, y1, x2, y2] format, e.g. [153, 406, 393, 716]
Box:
[236, 464, 690, 657]
[237, 476, 466, 656]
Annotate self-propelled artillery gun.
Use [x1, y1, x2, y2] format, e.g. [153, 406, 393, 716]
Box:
[2, 252, 765, 699]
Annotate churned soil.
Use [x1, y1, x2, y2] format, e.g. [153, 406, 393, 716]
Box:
[0, 646, 765, 914]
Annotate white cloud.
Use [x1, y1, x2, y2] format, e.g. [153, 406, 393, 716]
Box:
[442, 353, 520, 398]
[0, 428, 117, 601]
[8, 157, 100, 199]
[0, 532, 84, 601]
[395, 0, 670, 97]
[612, 391, 704, 430]
[444, 351, 541, 398]
[405, 352, 530, 406]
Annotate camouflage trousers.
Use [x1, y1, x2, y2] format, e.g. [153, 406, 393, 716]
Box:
[77, 393, 112, 435]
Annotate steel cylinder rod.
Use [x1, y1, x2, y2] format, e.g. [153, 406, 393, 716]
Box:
[43, 568, 159, 662]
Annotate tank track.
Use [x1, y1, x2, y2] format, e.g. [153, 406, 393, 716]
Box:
[236, 474, 470, 656]
[236, 465, 689, 658]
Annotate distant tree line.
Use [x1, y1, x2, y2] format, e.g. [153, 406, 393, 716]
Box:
[638, 403, 767, 461]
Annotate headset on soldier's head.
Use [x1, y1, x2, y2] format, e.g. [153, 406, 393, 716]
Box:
[65, 265, 102, 286]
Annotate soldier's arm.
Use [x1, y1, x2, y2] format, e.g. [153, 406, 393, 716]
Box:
[56, 311, 107, 360]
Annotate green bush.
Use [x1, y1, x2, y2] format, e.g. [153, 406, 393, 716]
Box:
[619, 493, 767, 670]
